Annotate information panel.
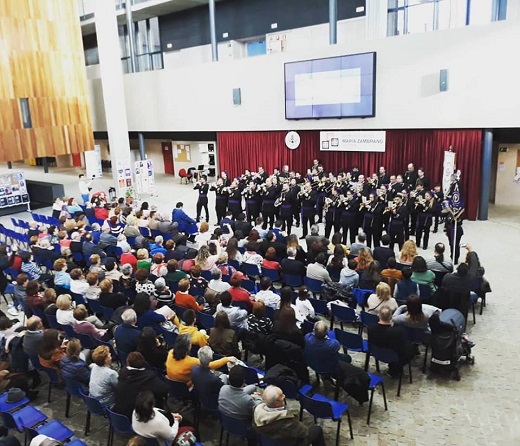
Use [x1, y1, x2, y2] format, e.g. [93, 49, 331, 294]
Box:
[0, 172, 30, 208]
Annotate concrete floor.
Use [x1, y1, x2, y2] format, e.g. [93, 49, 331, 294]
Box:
[0, 164, 519, 445]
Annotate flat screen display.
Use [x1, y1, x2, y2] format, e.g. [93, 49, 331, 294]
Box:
[284, 52, 376, 119]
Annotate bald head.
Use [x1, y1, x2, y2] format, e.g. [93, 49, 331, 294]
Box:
[26, 316, 43, 331]
[263, 385, 284, 409]
[313, 320, 328, 340]
[379, 306, 393, 323]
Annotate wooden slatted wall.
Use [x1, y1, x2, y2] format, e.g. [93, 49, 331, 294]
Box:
[0, 0, 94, 162]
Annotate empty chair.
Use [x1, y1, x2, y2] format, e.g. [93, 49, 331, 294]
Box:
[365, 344, 412, 397]
[330, 303, 357, 330]
[334, 328, 368, 355]
[283, 274, 304, 288]
[80, 388, 109, 436]
[358, 311, 379, 336]
[63, 377, 85, 418]
[261, 267, 281, 283]
[0, 392, 29, 413]
[241, 278, 257, 294]
[366, 373, 388, 425]
[241, 263, 260, 279]
[352, 288, 374, 309]
[307, 297, 328, 317]
[23, 420, 74, 444]
[197, 311, 215, 331]
[298, 385, 353, 446]
[0, 405, 47, 433]
[304, 277, 324, 295]
[218, 411, 250, 446]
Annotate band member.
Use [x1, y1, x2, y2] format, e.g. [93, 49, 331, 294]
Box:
[390, 174, 407, 199]
[415, 191, 435, 250]
[403, 163, 418, 188]
[242, 181, 261, 223]
[193, 175, 209, 222]
[279, 165, 290, 179]
[315, 177, 329, 224]
[356, 174, 371, 198]
[401, 189, 413, 240]
[288, 177, 301, 228]
[324, 187, 340, 239]
[227, 180, 243, 219]
[221, 171, 231, 187]
[261, 177, 277, 229]
[443, 204, 464, 263]
[276, 182, 293, 234]
[309, 159, 321, 173]
[210, 178, 228, 224]
[299, 182, 317, 239]
[416, 167, 430, 190]
[255, 166, 269, 184]
[340, 190, 359, 245]
[349, 166, 361, 182]
[409, 181, 425, 235]
[387, 194, 408, 250]
[378, 166, 390, 187]
[271, 176, 282, 220]
[361, 193, 385, 248]
[431, 184, 444, 233]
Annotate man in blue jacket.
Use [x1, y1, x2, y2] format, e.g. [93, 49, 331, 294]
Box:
[114, 309, 141, 355]
[171, 202, 198, 235]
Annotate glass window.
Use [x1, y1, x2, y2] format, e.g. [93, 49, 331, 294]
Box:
[407, 1, 435, 34]
[135, 20, 149, 56]
[148, 17, 161, 53]
[438, 0, 467, 30]
[469, 0, 493, 25]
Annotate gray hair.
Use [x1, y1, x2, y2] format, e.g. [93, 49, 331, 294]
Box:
[197, 346, 214, 368]
[287, 247, 297, 257]
[155, 235, 163, 244]
[379, 306, 392, 323]
[121, 263, 133, 275]
[313, 320, 328, 339]
[310, 225, 319, 235]
[263, 385, 283, 408]
[121, 308, 137, 324]
[211, 268, 222, 280]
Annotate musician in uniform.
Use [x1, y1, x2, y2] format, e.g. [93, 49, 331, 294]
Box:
[276, 182, 293, 234]
[378, 166, 390, 187]
[340, 190, 359, 245]
[443, 203, 464, 264]
[324, 187, 340, 239]
[210, 177, 229, 225]
[261, 177, 277, 230]
[403, 163, 418, 188]
[361, 193, 385, 248]
[221, 171, 231, 187]
[416, 168, 430, 190]
[387, 193, 408, 250]
[409, 181, 425, 236]
[288, 177, 301, 228]
[242, 181, 261, 223]
[227, 179, 243, 219]
[431, 184, 444, 233]
[193, 175, 209, 222]
[255, 166, 269, 184]
[415, 190, 435, 250]
[299, 182, 317, 239]
[401, 189, 413, 240]
[271, 175, 283, 220]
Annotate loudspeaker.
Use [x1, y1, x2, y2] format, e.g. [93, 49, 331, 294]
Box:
[232, 88, 241, 105]
[439, 69, 448, 92]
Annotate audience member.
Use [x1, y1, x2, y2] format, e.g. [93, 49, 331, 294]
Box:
[209, 311, 241, 357]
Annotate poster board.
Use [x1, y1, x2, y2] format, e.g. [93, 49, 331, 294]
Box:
[0, 172, 30, 209]
[85, 145, 103, 179]
[174, 144, 191, 162]
[115, 158, 133, 196]
[443, 151, 456, 194]
[134, 160, 156, 195]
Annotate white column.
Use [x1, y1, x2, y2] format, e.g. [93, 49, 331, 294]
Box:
[366, 0, 388, 40]
[95, 0, 133, 197]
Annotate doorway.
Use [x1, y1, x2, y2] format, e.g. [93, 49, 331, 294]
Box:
[161, 142, 174, 175]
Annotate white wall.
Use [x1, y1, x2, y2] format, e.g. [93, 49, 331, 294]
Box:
[87, 20, 520, 132]
[495, 145, 520, 206]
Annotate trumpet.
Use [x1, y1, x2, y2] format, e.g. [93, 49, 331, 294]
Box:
[323, 197, 335, 212]
[384, 202, 397, 213]
[259, 184, 268, 193]
[297, 190, 309, 199]
[274, 191, 287, 207]
[359, 199, 370, 210]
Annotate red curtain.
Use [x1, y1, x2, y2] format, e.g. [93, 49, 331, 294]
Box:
[217, 129, 482, 220]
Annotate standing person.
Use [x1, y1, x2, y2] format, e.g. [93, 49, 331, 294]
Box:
[261, 178, 277, 230]
[323, 188, 340, 240]
[415, 191, 435, 250]
[387, 194, 408, 251]
[299, 182, 317, 240]
[403, 163, 418, 189]
[340, 190, 359, 245]
[78, 174, 94, 204]
[277, 182, 293, 235]
[193, 175, 209, 223]
[444, 209, 464, 264]
[210, 177, 230, 225]
[243, 181, 261, 224]
[287, 177, 301, 229]
[227, 180, 243, 219]
[362, 193, 385, 248]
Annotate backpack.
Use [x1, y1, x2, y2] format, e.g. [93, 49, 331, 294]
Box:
[321, 282, 354, 306]
[264, 364, 299, 388]
[8, 336, 29, 373]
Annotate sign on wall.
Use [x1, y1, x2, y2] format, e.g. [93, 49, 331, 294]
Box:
[135, 160, 156, 195]
[0, 172, 30, 208]
[319, 130, 386, 152]
[85, 145, 103, 179]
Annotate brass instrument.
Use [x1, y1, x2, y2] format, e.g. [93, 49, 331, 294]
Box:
[410, 190, 418, 199]
[323, 197, 337, 213]
[297, 190, 309, 199]
[259, 184, 268, 193]
[384, 202, 397, 214]
[274, 191, 287, 207]
[359, 199, 370, 211]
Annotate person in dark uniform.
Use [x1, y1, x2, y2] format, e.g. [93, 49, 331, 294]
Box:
[210, 177, 229, 225]
[401, 189, 413, 241]
[378, 166, 390, 187]
[193, 175, 209, 222]
[221, 171, 231, 187]
[299, 183, 317, 239]
[416, 168, 430, 190]
[390, 174, 407, 200]
[443, 206, 464, 264]
[340, 190, 359, 245]
[431, 184, 444, 233]
[415, 191, 435, 250]
[255, 166, 269, 185]
[387, 194, 408, 251]
[277, 182, 293, 235]
[227, 179, 243, 219]
[408, 181, 425, 236]
[261, 178, 277, 230]
[403, 163, 418, 189]
[324, 187, 340, 240]
[242, 181, 261, 223]
[361, 193, 385, 248]
[271, 176, 283, 221]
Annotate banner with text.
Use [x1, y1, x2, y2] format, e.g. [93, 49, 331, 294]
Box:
[320, 130, 386, 152]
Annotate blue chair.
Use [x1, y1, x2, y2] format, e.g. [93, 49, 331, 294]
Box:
[330, 303, 357, 330]
[241, 262, 260, 279]
[352, 288, 374, 308]
[139, 227, 151, 238]
[298, 385, 353, 445]
[308, 297, 328, 316]
[71, 252, 84, 264]
[126, 237, 136, 247]
[242, 366, 265, 386]
[261, 267, 281, 283]
[264, 305, 275, 319]
[157, 327, 178, 349]
[41, 366, 60, 403]
[100, 305, 115, 322]
[418, 284, 432, 302]
[80, 388, 108, 436]
[167, 280, 179, 293]
[117, 350, 130, 367]
[68, 440, 88, 446]
[304, 277, 324, 295]
[166, 379, 195, 404]
[201, 270, 212, 281]
[70, 292, 86, 306]
[334, 328, 368, 354]
[23, 420, 74, 444]
[228, 259, 240, 270]
[0, 392, 29, 412]
[365, 344, 412, 397]
[241, 278, 257, 293]
[197, 311, 215, 330]
[282, 273, 304, 288]
[105, 407, 135, 446]
[366, 373, 387, 425]
[173, 304, 186, 320]
[218, 411, 250, 446]
[301, 319, 314, 335]
[63, 377, 85, 418]
[358, 311, 379, 336]
[74, 332, 99, 350]
[0, 405, 47, 432]
[232, 301, 250, 311]
[45, 314, 61, 330]
[86, 298, 103, 315]
[433, 270, 447, 287]
[405, 327, 431, 374]
[326, 265, 341, 282]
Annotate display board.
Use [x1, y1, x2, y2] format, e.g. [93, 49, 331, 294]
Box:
[135, 160, 156, 195]
[85, 145, 103, 179]
[320, 130, 386, 152]
[115, 158, 133, 196]
[443, 151, 456, 194]
[0, 172, 30, 208]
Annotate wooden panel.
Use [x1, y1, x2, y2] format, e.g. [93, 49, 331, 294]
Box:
[0, 0, 94, 162]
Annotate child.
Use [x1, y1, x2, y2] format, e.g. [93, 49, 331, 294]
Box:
[295, 285, 317, 321]
[20, 252, 51, 283]
[11, 273, 29, 316]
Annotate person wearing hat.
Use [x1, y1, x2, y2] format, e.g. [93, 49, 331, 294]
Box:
[228, 272, 254, 312]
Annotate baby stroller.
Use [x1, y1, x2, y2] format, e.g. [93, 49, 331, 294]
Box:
[429, 308, 475, 380]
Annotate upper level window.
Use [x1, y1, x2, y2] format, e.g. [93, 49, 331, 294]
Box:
[388, 0, 506, 36]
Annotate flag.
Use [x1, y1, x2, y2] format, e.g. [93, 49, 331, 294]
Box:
[449, 183, 464, 212]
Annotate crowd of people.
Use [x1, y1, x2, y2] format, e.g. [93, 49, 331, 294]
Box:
[0, 162, 489, 446]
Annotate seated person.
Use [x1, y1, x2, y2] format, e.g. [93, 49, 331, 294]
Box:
[254, 277, 280, 309]
[393, 267, 420, 302]
[392, 294, 441, 331]
[89, 345, 119, 407]
[253, 385, 325, 446]
[134, 292, 175, 331]
[53, 258, 71, 290]
[425, 242, 453, 273]
[99, 279, 127, 309]
[135, 268, 155, 296]
[73, 306, 111, 341]
[381, 257, 403, 294]
[339, 259, 359, 289]
[164, 259, 188, 284]
[189, 265, 209, 295]
[136, 327, 169, 371]
[215, 291, 248, 331]
[218, 365, 261, 422]
[153, 278, 173, 306]
[85, 272, 101, 301]
[57, 294, 104, 328]
[294, 286, 316, 321]
[209, 311, 241, 358]
[247, 301, 273, 336]
[173, 309, 209, 348]
[175, 279, 204, 311]
[59, 338, 90, 387]
[104, 259, 122, 282]
[192, 346, 225, 408]
[38, 329, 66, 372]
[70, 268, 90, 296]
[114, 309, 141, 354]
[306, 253, 332, 284]
[261, 247, 282, 271]
[411, 256, 437, 292]
[208, 268, 231, 293]
[367, 282, 398, 315]
[228, 272, 253, 311]
[367, 306, 416, 377]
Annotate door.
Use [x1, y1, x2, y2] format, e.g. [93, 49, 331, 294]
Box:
[161, 142, 174, 175]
